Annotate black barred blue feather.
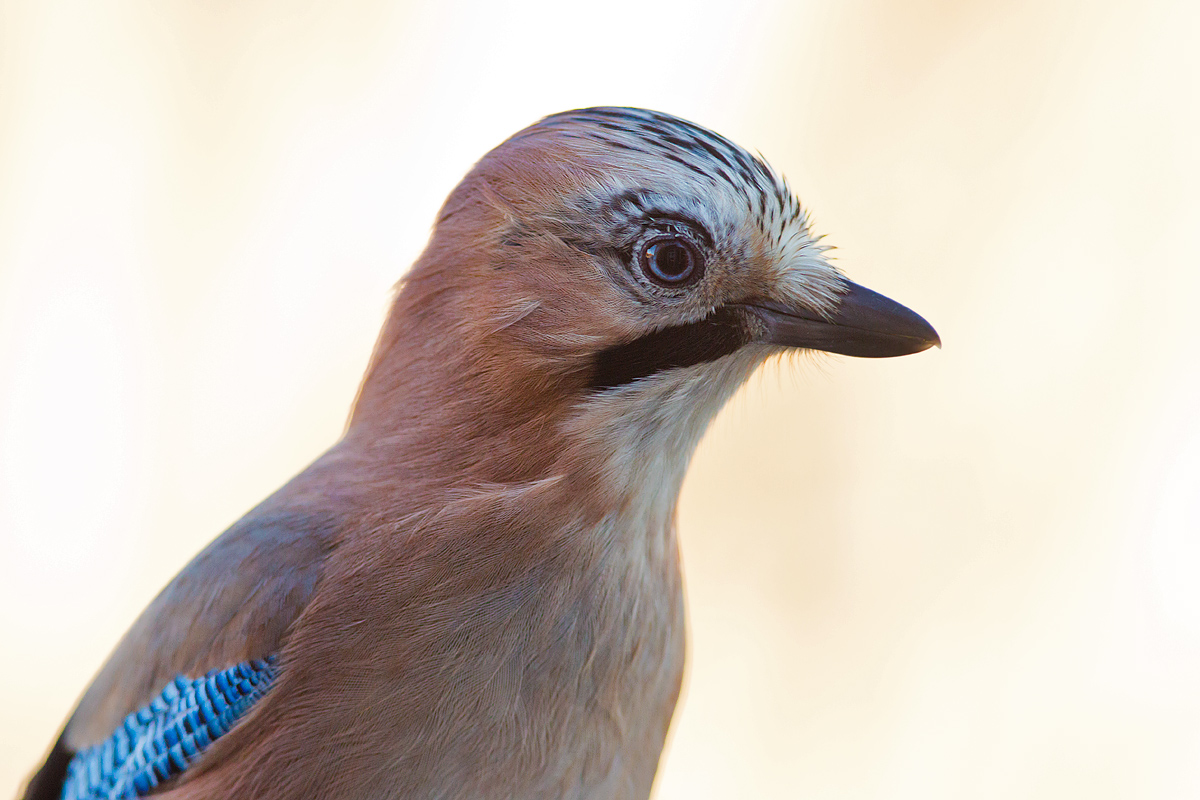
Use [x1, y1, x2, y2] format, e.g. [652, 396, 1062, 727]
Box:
[61, 658, 278, 800]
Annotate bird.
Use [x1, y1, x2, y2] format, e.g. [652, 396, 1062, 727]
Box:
[20, 107, 939, 800]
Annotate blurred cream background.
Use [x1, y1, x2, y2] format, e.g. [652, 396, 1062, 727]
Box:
[2, 0, 1198, 796]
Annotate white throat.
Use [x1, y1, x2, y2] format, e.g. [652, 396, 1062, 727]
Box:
[565, 346, 772, 532]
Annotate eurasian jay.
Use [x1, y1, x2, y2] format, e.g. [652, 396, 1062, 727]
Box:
[21, 107, 938, 800]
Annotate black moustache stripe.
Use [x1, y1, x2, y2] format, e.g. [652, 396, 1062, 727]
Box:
[589, 307, 755, 391]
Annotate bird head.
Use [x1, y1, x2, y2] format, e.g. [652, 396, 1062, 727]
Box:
[348, 108, 938, 512]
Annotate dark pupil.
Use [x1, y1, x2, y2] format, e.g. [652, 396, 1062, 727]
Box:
[647, 241, 693, 282]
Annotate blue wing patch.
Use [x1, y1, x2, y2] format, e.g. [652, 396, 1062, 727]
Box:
[61, 657, 278, 800]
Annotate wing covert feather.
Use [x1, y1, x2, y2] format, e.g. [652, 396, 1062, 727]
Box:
[64, 507, 338, 750]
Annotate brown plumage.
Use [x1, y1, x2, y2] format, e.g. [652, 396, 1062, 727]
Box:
[21, 108, 938, 800]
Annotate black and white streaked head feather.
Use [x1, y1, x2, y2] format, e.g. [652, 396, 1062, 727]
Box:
[501, 107, 844, 336]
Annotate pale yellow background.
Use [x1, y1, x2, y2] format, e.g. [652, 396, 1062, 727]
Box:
[2, 0, 1198, 797]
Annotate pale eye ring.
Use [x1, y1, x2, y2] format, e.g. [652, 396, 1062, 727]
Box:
[639, 235, 703, 287]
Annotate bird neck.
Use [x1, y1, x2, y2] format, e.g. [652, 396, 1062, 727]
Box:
[343, 267, 587, 492]
[344, 285, 766, 534]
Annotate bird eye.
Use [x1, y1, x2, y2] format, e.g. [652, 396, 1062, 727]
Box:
[639, 236, 702, 287]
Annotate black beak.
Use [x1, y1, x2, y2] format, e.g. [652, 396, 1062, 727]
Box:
[742, 280, 941, 358]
